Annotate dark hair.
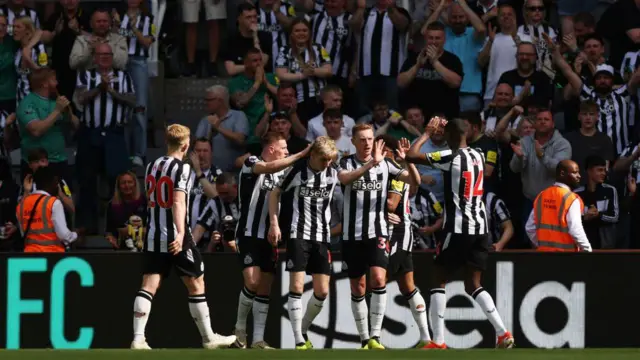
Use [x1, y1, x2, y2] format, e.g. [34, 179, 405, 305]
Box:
[91, 8, 111, 19]
[371, 97, 388, 109]
[194, 137, 211, 148]
[426, 22, 446, 32]
[33, 165, 58, 194]
[27, 148, 48, 163]
[573, 11, 596, 28]
[321, 84, 342, 97]
[0, 157, 11, 181]
[579, 100, 598, 114]
[269, 111, 290, 122]
[444, 118, 466, 149]
[322, 108, 342, 121]
[582, 33, 604, 46]
[375, 134, 398, 152]
[585, 155, 606, 170]
[460, 111, 482, 128]
[262, 131, 285, 146]
[216, 172, 237, 186]
[244, 47, 262, 59]
[237, 2, 256, 16]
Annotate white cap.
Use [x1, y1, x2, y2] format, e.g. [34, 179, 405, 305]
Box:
[594, 64, 615, 77]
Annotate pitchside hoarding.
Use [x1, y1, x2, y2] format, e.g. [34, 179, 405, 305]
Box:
[0, 253, 639, 349]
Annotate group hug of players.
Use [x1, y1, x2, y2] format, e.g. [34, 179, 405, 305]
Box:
[129, 117, 515, 350]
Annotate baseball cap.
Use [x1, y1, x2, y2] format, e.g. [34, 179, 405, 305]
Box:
[594, 64, 614, 77]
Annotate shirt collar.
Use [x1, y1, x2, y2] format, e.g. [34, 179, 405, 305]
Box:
[33, 190, 52, 196]
[554, 182, 570, 190]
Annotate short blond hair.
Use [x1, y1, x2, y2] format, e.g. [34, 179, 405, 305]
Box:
[311, 136, 338, 161]
[166, 124, 190, 152]
[351, 123, 373, 137]
[14, 16, 36, 37]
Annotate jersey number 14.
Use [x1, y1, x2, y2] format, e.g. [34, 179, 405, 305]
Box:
[462, 170, 483, 200]
[146, 175, 174, 208]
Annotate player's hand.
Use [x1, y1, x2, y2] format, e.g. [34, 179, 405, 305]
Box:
[168, 236, 183, 255]
[395, 138, 410, 160]
[106, 235, 119, 249]
[387, 213, 401, 225]
[372, 139, 387, 165]
[268, 224, 281, 247]
[418, 225, 435, 235]
[421, 175, 436, 185]
[492, 242, 505, 252]
[511, 141, 524, 158]
[297, 143, 312, 158]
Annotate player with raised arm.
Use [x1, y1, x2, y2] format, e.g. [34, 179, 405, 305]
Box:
[406, 117, 514, 349]
[338, 124, 420, 349]
[268, 136, 339, 350]
[131, 124, 236, 350]
[233, 132, 311, 349]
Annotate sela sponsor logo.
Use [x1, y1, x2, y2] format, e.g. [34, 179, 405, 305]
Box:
[299, 186, 331, 198]
[352, 180, 382, 191]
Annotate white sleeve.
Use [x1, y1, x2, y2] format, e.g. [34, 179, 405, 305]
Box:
[51, 200, 78, 244]
[525, 209, 537, 247]
[566, 199, 592, 252]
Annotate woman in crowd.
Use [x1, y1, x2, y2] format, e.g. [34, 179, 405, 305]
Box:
[105, 171, 146, 250]
[12, 16, 47, 105]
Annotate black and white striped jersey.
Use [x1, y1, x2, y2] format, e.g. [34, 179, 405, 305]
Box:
[117, 12, 155, 57]
[15, 42, 48, 103]
[0, 110, 9, 159]
[144, 156, 194, 253]
[620, 50, 640, 130]
[188, 166, 222, 231]
[619, 141, 640, 195]
[257, 2, 296, 69]
[313, 0, 325, 12]
[237, 156, 288, 239]
[278, 159, 338, 242]
[338, 155, 404, 241]
[311, 10, 353, 79]
[275, 43, 332, 103]
[76, 69, 135, 128]
[0, 5, 40, 36]
[359, 6, 410, 77]
[517, 23, 557, 76]
[424, 147, 488, 235]
[481, 107, 522, 132]
[580, 83, 631, 156]
[411, 187, 443, 248]
[388, 176, 412, 252]
[197, 196, 240, 230]
[484, 191, 511, 244]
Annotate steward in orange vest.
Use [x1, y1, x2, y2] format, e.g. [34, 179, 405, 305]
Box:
[526, 160, 593, 252]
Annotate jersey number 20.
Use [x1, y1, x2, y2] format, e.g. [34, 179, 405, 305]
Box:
[462, 170, 483, 200]
[146, 175, 174, 208]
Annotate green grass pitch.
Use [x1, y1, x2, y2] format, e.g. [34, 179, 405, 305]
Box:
[1, 349, 639, 360]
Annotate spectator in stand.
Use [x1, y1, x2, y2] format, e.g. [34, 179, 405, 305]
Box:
[564, 100, 614, 183]
[620, 49, 640, 131]
[410, 184, 443, 249]
[323, 108, 354, 159]
[275, 18, 333, 123]
[425, 0, 486, 112]
[195, 85, 250, 172]
[73, 42, 135, 235]
[254, 109, 308, 155]
[482, 83, 521, 132]
[357, 98, 402, 132]
[186, 140, 222, 244]
[223, 3, 272, 76]
[518, 0, 557, 79]
[228, 47, 278, 144]
[306, 85, 354, 141]
[484, 191, 513, 251]
[597, 0, 640, 72]
[0, 157, 19, 251]
[398, 22, 463, 120]
[463, 111, 499, 192]
[254, 83, 306, 139]
[20, 148, 74, 215]
[574, 155, 619, 250]
[510, 109, 572, 226]
[556, 1, 598, 37]
[479, 3, 531, 108]
[0, 0, 40, 36]
[0, 110, 16, 158]
[113, 0, 155, 167]
[0, 14, 17, 114]
[375, 105, 423, 141]
[104, 171, 146, 250]
[180, 0, 225, 77]
[572, 12, 596, 49]
[17, 68, 78, 180]
[69, 8, 128, 71]
[615, 139, 640, 248]
[257, 0, 296, 70]
[468, 0, 499, 25]
[13, 16, 48, 105]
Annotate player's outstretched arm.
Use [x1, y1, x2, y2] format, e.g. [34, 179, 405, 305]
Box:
[406, 132, 431, 165]
[267, 187, 282, 247]
[337, 139, 386, 185]
[253, 144, 312, 175]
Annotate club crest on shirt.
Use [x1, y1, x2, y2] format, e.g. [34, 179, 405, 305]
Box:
[261, 176, 276, 190]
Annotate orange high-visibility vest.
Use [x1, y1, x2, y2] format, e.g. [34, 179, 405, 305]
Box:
[533, 185, 584, 252]
[17, 194, 65, 253]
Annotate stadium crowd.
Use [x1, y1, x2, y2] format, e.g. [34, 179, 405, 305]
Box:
[0, 0, 639, 252]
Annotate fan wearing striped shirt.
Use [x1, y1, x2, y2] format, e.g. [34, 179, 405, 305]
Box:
[13, 16, 48, 105]
[410, 186, 443, 249]
[483, 191, 513, 251]
[256, 0, 296, 70]
[407, 117, 514, 349]
[0, 0, 40, 37]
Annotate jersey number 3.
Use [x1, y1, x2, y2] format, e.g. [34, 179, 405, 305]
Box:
[146, 175, 174, 208]
[462, 170, 483, 200]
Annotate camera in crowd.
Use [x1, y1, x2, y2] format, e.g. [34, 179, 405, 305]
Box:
[210, 215, 237, 252]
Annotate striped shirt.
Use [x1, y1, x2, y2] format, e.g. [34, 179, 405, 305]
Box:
[0, 110, 8, 159]
[0, 5, 40, 36]
[313, 0, 325, 12]
[257, 2, 296, 69]
[481, 107, 522, 132]
[237, 156, 287, 239]
[197, 196, 240, 231]
[388, 176, 412, 252]
[275, 43, 332, 103]
[484, 191, 510, 244]
[144, 156, 193, 253]
[619, 141, 640, 195]
[620, 50, 640, 129]
[517, 23, 557, 77]
[338, 155, 404, 241]
[117, 12, 155, 57]
[580, 83, 631, 156]
[188, 167, 222, 232]
[15, 42, 48, 103]
[411, 187, 443, 248]
[359, 6, 410, 77]
[311, 10, 353, 79]
[76, 69, 135, 128]
[425, 147, 488, 235]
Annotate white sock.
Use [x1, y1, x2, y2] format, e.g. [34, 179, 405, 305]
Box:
[472, 287, 507, 336]
[188, 294, 215, 343]
[287, 292, 305, 345]
[302, 293, 325, 335]
[235, 286, 255, 331]
[406, 289, 431, 342]
[370, 287, 387, 338]
[350, 294, 370, 342]
[252, 295, 270, 343]
[429, 289, 446, 344]
[133, 290, 153, 343]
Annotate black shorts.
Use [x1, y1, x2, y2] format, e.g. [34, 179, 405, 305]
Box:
[237, 236, 278, 273]
[286, 239, 332, 275]
[142, 247, 204, 278]
[341, 237, 389, 279]
[388, 249, 413, 276]
[434, 232, 489, 271]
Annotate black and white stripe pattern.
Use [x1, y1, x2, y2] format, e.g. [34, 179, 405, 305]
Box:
[411, 187, 443, 248]
[620, 50, 640, 130]
[338, 155, 404, 241]
[117, 13, 155, 57]
[426, 148, 487, 235]
[517, 23, 556, 74]
[313, 0, 325, 12]
[144, 156, 193, 253]
[15, 42, 48, 103]
[0, 5, 40, 36]
[76, 69, 135, 128]
[237, 156, 287, 239]
[359, 7, 409, 77]
[197, 196, 240, 230]
[275, 43, 332, 103]
[311, 10, 353, 79]
[481, 108, 522, 132]
[484, 191, 510, 244]
[257, 2, 295, 69]
[388, 177, 412, 252]
[188, 167, 222, 231]
[619, 141, 640, 195]
[580, 83, 631, 156]
[0, 110, 8, 159]
[278, 160, 338, 242]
